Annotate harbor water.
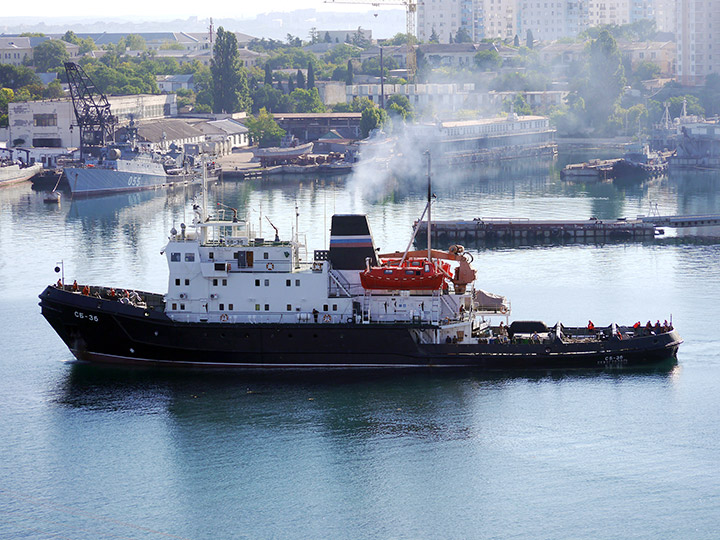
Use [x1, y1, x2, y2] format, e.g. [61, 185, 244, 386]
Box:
[1, 158, 720, 539]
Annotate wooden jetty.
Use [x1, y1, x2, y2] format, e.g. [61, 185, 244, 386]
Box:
[416, 213, 720, 244]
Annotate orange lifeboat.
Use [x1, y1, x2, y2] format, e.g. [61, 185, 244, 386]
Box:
[360, 258, 451, 290]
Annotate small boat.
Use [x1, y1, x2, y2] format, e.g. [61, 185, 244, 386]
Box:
[252, 135, 314, 162]
[0, 149, 43, 187]
[360, 257, 450, 291]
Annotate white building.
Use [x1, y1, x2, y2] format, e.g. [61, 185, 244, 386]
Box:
[0, 37, 33, 66]
[676, 0, 720, 86]
[191, 119, 249, 155]
[8, 94, 177, 150]
[157, 75, 195, 93]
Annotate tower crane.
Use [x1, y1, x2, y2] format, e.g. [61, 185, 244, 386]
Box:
[64, 62, 117, 160]
[324, 0, 417, 79]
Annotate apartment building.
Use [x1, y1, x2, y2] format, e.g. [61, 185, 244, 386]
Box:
[588, 0, 631, 26]
[417, 0, 465, 43]
[676, 0, 720, 86]
[518, 1, 589, 42]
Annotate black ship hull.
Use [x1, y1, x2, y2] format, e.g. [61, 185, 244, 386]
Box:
[40, 286, 681, 370]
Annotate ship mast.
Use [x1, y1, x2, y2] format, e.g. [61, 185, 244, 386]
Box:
[426, 150, 432, 262]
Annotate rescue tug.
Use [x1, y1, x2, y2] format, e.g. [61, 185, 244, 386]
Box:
[39, 159, 681, 369]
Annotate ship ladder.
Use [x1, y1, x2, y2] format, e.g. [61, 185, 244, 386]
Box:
[431, 292, 441, 325]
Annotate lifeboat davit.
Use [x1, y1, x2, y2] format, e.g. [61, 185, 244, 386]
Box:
[360, 258, 451, 290]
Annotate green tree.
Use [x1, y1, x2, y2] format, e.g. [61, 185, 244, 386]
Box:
[296, 69, 305, 89]
[580, 29, 626, 130]
[701, 73, 720, 116]
[346, 59, 354, 85]
[307, 62, 315, 89]
[62, 30, 81, 45]
[384, 33, 416, 46]
[455, 27, 472, 44]
[0, 64, 41, 89]
[0, 88, 14, 127]
[43, 79, 64, 99]
[33, 40, 70, 72]
[352, 27, 370, 48]
[122, 34, 147, 51]
[264, 63, 273, 86]
[289, 88, 325, 112]
[513, 34, 520, 47]
[160, 41, 185, 50]
[526, 30, 534, 49]
[429, 28, 440, 44]
[309, 27, 320, 45]
[360, 105, 389, 137]
[324, 31, 332, 43]
[386, 94, 413, 120]
[332, 96, 375, 112]
[474, 49, 502, 71]
[211, 27, 252, 113]
[324, 43, 359, 65]
[361, 55, 398, 76]
[245, 107, 286, 147]
[503, 94, 532, 115]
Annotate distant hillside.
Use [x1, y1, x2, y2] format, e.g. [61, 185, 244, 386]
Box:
[0, 9, 406, 41]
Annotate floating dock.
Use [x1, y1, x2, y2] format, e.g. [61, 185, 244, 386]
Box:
[417, 218, 657, 243]
[417, 214, 720, 244]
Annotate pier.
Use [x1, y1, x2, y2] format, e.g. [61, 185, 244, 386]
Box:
[416, 214, 720, 244]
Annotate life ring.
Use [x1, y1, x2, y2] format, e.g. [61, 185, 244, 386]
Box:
[220, 313, 229, 322]
[500, 306, 508, 314]
[266, 262, 274, 271]
[323, 314, 332, 323]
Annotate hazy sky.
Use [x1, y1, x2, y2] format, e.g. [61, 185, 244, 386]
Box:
[4, 0, 388, 19]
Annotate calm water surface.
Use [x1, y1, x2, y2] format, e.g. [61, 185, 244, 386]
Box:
[1, 157, 720, 539]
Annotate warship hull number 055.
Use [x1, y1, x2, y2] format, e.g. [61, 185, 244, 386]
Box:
[39, 166, 681, 369]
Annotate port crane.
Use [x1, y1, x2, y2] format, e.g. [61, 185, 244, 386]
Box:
[324, 0, 417, 79]
[64, 62, 117, 160]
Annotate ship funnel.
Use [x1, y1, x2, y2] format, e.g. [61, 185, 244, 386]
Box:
[328, 215, 378, 270]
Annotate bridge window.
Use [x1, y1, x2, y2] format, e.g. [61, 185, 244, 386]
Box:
[172, 303, 177, 310]
[171, 253, 181, 262]
[255, 279, 260, 286]
[180, 303, 185, 310]
[222, 279, 227, 286]
[229, 304, 234, 310]
[255, 304, 260, 311]
[287, 304, 292, 311]
[213, 279, 218, 286]
[185, 279, 190, 286]
[286, 279, 291, 287]
[219, 303, 224, 310]
[264, 304, 270, 311]
[175, 278, 180, 286]
[264, 279, 269, 286]
[185, 253, 195, 262]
